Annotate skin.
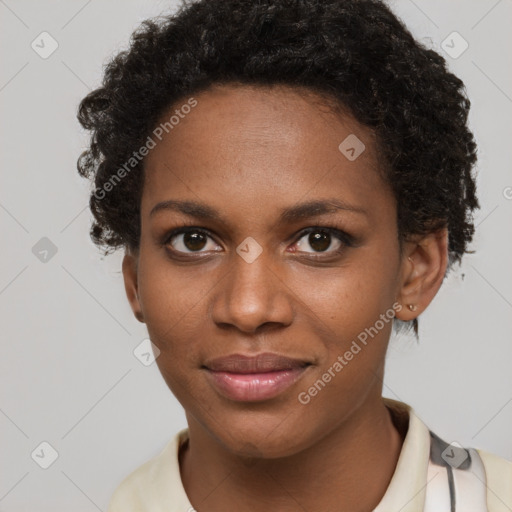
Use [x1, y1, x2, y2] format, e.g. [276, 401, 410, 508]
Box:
[122, 83, 448, 512]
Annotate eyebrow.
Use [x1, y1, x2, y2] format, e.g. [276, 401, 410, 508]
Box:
[149, 198, 367, 222]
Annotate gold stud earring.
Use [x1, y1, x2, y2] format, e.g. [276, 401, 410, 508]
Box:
[407, 304, 418, 312]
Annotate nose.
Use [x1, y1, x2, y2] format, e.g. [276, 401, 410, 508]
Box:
[211, 249, 294, 334]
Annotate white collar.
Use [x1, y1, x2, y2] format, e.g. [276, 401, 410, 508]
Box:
[107, 398, 488, 511]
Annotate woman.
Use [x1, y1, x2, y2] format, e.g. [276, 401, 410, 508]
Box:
[76, 0, 512, 510]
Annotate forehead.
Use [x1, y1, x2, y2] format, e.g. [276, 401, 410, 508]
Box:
[141, 84, 392, 224]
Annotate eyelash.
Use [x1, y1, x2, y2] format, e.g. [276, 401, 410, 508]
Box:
[162, 224, 356, 259]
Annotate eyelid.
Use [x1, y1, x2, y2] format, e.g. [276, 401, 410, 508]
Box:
[293, 226, 355, 247]
[163, 226, 215, 245]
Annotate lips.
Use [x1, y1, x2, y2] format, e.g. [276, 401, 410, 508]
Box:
[203, 352, 311, 373]
[203, 352, 311, 402]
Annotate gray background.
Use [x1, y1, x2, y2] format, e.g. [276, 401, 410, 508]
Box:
[1, 0, 511, 510]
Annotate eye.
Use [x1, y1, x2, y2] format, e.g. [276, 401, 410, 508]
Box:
[163, 225, 355, 258]
[165, 227, 220, 254]
[292, 227, 351, 255]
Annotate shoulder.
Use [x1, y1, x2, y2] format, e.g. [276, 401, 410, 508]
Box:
[384, 398, 512, 512]
[106, 456, 157, 512]
[477, 448, 512, 512]
[429, 428, 512, 512]
[106, 428, 191, 512]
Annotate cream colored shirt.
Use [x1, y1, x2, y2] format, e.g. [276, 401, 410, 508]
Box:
[107, 399, 512, 511]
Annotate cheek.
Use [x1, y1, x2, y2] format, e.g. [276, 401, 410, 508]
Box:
[295, 256, 398, 334]
[138, 262, 208, 406]
[295, 269, 395, 420]
[292, 245, 399, 393]
[136, 252, 210, 359]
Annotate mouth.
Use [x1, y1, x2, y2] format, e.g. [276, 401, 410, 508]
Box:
[202, 352, 312, 402]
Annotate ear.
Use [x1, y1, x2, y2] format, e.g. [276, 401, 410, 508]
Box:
[395, 228, 448, 322]
[122, 249, 145, 323]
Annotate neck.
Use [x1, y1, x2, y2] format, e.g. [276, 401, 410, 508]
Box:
[179, 396, 406, 512]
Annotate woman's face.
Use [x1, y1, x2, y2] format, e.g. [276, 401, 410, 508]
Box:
[125, 84, 408, 458]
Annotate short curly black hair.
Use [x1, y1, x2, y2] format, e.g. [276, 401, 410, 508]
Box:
[77, 0, 479, 267]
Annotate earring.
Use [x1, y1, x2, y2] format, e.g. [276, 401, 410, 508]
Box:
[407, 304, 418, 312]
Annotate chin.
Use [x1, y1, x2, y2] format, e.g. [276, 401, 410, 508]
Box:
[208, 414, 314, 460]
